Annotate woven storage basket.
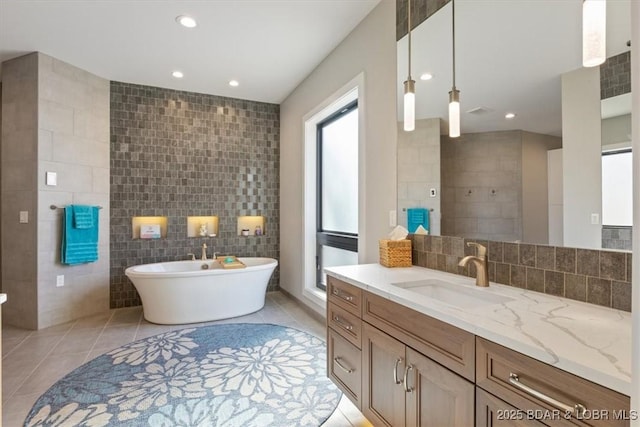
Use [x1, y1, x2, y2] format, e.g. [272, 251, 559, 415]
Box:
[379, 239, 412, 267]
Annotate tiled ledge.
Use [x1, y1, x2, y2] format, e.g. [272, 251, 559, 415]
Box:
[410, 234, 632, 312]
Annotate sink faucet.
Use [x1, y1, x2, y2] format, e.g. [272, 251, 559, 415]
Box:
[458, 242, 490, 287]
[201, 243, 208, 260]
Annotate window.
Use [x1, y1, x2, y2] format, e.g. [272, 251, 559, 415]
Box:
[602, 149, 632, 226]
[316, 101, 358, 289]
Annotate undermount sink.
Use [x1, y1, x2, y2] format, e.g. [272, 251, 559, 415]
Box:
[393, 279, 515, 310]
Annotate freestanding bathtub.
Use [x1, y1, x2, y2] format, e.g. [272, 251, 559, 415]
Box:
[125, 257, 278, 324]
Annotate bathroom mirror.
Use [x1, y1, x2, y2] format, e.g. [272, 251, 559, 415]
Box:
[396, 0, 632, 250]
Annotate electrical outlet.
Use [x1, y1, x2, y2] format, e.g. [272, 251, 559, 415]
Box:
[46, 171, 57, 186]
[429, 188, 437, 197]
[591, 213, 600, 225]
[56, 275, 64, 287]
[19, 211, 29, 223]
[389, 210, 397, 227]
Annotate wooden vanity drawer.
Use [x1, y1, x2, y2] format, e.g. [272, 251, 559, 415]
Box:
[328, 327, 362, 408]
[327, 276, 362, 316]
[362, 290, 475, 381]
[477, 388, 549, 427]
[328, 302, 362, 348]
[476, 337, 630, 427]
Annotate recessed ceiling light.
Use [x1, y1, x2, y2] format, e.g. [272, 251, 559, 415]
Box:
[172, 71, 184, 79]
[420, 73, 434, 81]
[229, 80, 239, 87]
[505, 112, 516, 119]
[176, 15, 197, 28]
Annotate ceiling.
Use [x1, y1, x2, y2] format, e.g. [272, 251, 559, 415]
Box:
[0, 0, 381, 104]
[397, 0, 632, 136]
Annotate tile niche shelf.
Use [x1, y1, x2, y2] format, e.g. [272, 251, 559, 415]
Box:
[132, 216, 168, 239]
[187, 216, 219, 238]
[237, 216, 266, 236]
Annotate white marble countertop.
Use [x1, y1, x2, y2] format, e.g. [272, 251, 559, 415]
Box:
[0, 293, 5, 304]
[325, 264, 631, 396]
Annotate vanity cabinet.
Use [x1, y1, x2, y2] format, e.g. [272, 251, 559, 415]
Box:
[327, 276, 475, 425]
[476, 337, 630, 427]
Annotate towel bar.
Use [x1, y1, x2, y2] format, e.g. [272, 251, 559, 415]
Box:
[50, 205, 103, 210]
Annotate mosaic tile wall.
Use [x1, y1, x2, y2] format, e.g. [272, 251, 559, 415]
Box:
[410, 234, 632, 312]
[396, 0, 449, 41]
[600, 51, 631, 99]
[110, 82, 280, 308]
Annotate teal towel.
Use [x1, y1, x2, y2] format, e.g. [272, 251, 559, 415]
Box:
[72, 205, 94, 229]
[62, 205, 99, 265]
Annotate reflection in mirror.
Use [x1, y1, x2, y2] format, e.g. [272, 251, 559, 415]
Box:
[396, 0, 631, 251]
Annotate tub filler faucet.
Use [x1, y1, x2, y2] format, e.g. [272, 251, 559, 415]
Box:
[201, 243, 208, 260]
[458, 242, 490, 287]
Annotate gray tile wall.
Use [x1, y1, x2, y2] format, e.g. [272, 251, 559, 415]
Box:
[410, 234, 632, 311]
[441, 131, 523, 242]
[1, 54, 40, 329]
[600, 51, 631, 99]
[1, 53, 110, 329]
[110, 82, 280, 308]
[396, 0, 450, 41]
[602, 226, 632, 251]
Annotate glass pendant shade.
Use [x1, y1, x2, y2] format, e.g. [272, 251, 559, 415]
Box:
[404, 79, 415, 132]
[448, 88, 460, 138]
[582, 0, 606, 67]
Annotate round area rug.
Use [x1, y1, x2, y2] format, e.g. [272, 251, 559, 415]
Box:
[25, 323, 341, 426]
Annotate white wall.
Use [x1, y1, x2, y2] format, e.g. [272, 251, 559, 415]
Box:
[561, 66, 602, 249]
[279, 0, 396, 315]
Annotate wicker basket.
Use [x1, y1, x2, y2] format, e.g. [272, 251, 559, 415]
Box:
[379, 239, 412, 267]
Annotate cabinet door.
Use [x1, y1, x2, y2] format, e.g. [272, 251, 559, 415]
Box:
[405, 347, 474, 427]
[362, 323, 407, 427]
[477, 387, 549, 427]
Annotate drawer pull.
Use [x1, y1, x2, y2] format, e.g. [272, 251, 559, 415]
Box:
[334, 357, 354, 374]
[509, 373, 587, 417]
[403, 365, 414, 393]
[393, 358, 403, 385]
[332, 289, 354, 302]
[332, 316, 353, 331]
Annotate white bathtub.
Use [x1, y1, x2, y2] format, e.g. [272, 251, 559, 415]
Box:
[124, 257, 278, 324]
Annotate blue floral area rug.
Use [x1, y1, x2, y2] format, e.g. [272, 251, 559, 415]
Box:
[25, 323, 341, 426]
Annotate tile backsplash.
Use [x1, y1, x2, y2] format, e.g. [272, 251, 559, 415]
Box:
[110, 82, 280, 308]
[410, 234, 632, 312]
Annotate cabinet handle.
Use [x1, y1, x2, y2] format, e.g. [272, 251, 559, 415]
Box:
[509, 373, 587, 417]
[403, 365, 414, 393]
[334, 357, 354, 374]
[332, 315, 353, 331]
[393, 358, 403, 385]
[332, 289, 354, 302]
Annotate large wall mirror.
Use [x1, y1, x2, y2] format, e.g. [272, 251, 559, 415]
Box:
[396, 0, 632, 251]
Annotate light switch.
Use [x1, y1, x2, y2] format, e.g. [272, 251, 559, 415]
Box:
[591, 213, 600, 225]
[389, 210, 397, 227]
[46, 171, 57, 186]
[19, 211, 29, 223]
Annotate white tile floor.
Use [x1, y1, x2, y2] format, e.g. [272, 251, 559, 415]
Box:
[2, 291, 372, 426]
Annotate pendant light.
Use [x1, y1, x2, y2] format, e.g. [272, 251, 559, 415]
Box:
[403, 0, 415, 132]
[582, 0, 606, 67]
[448, 0, 460, 138]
